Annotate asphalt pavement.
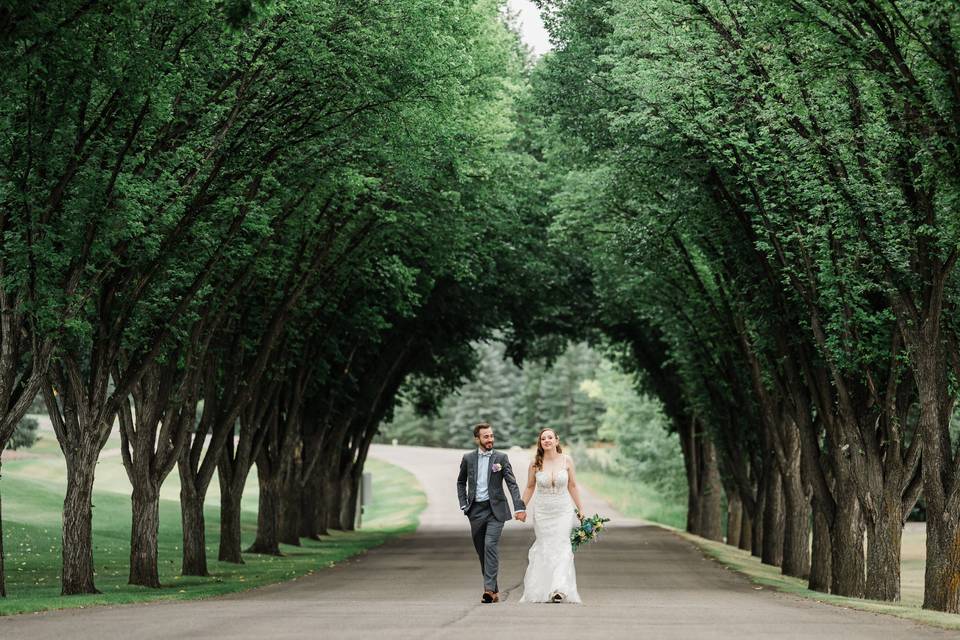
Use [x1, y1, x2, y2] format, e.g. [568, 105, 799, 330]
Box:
[0, 444, 953, 639]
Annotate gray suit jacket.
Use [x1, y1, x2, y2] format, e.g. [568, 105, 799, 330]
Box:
[457, 449, 525, 522]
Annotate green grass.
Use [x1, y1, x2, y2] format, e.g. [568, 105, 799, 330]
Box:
[680, 530, 960, 632]
[0, 434, 425, 616]
[577, 469, 686, 529]
[899, 523, 926, 607]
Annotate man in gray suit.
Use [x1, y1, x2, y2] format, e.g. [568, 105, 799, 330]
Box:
[457, 422, 526, 603]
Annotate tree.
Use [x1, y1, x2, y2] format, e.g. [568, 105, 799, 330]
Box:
[0, 0, 548, 595]
[8, 417, 38, 451]
[528, 0, 953, 603]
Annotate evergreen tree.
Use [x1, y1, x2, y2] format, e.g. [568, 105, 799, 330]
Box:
[8, 417, 39, 451]
[383, 340, 616, 448]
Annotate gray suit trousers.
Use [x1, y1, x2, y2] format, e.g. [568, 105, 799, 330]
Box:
[467, 500, 504, 592]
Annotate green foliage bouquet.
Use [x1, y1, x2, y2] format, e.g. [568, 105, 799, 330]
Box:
[571, 510, 610, 552]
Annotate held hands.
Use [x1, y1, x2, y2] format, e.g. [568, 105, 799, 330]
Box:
[515, 511, 527, 523]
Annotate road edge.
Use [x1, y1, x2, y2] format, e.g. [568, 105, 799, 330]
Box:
[673, 527, 960, 633]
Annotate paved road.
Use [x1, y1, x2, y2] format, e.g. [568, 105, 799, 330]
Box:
[0, 444, 954, 639]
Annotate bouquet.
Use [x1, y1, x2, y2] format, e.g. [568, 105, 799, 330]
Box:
[570, 510, 610, 551]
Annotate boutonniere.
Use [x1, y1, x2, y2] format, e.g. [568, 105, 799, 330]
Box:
[491, 463, 502, 473]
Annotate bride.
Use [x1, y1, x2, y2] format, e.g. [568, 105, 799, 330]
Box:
[518, 427, 584, 604]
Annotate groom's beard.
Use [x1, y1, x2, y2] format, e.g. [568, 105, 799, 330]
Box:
[482, 442, 494, 450]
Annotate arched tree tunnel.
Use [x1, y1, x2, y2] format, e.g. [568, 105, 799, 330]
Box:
[1, 0, 959, 631]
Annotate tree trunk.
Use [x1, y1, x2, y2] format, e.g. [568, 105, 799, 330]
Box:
[865, 497, 903, 601]
[739, 501, 753, 552]
[338, 472, 359, 531]
[679, 415, 701, 535]
[752, 474, 765, 558]
[914, 336, 960, 612]
[761, 465, 784, 567]
[323, 467, 342, 531]
[178, 451, 210, 577]
[62, 455, 99, 595]
[247, 462, 282, 555]
[299, 463, 326, 539]
[780, 461, 810, 579]
[179, 476, 209, 577]
[923, 516, 960, 612]
[279, 455, 301, 546]
[686, 488, 702, 536]
[0, 460, 5, 597]
[830, 490, 865, 597]
[809, 498, 832, 593]
[726, 487, 742, 548]
[699, 438, 723, 541]
[218, 478, 245, 564]
[128, 481, 161, 588]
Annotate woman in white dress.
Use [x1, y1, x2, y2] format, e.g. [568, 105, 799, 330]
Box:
[518, 428, 585, 603]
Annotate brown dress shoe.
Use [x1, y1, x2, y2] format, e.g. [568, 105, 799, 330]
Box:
[481, 591, 494, 603]
[490, 592, 500, 603]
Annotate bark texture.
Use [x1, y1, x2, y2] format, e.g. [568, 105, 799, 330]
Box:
[725, 487, 742, 548]
[128, 483, 162, 588]
[247, 460, 282, 555]
[61, 457, 99, 594]
[830, 492, 865, 598]
[179, 473, 209, 577]
[809, 499, 832, 593]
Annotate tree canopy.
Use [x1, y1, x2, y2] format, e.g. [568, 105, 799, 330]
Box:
[3, 0, 960, 617]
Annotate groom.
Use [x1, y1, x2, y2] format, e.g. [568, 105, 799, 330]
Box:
[457, 422, 526, 603]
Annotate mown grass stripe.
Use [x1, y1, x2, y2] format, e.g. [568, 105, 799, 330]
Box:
[0, 453, 424, 616]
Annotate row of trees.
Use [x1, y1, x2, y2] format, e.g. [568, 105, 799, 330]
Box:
[528, 0, 960, 613]
[0, 0, 552, 597]
[11, 0, 959, 617]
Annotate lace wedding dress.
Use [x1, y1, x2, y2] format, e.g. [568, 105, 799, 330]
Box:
[518, 464, 582, 603]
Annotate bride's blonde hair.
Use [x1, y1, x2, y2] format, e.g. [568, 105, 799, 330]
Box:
[533, 428, 562, 471]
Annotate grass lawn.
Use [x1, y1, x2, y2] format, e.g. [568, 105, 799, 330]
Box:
[577, 469, 686, 530]
[0, 426, 425, 616]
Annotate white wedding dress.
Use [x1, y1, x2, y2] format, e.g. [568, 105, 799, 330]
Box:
[518, 464, 582, 603]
